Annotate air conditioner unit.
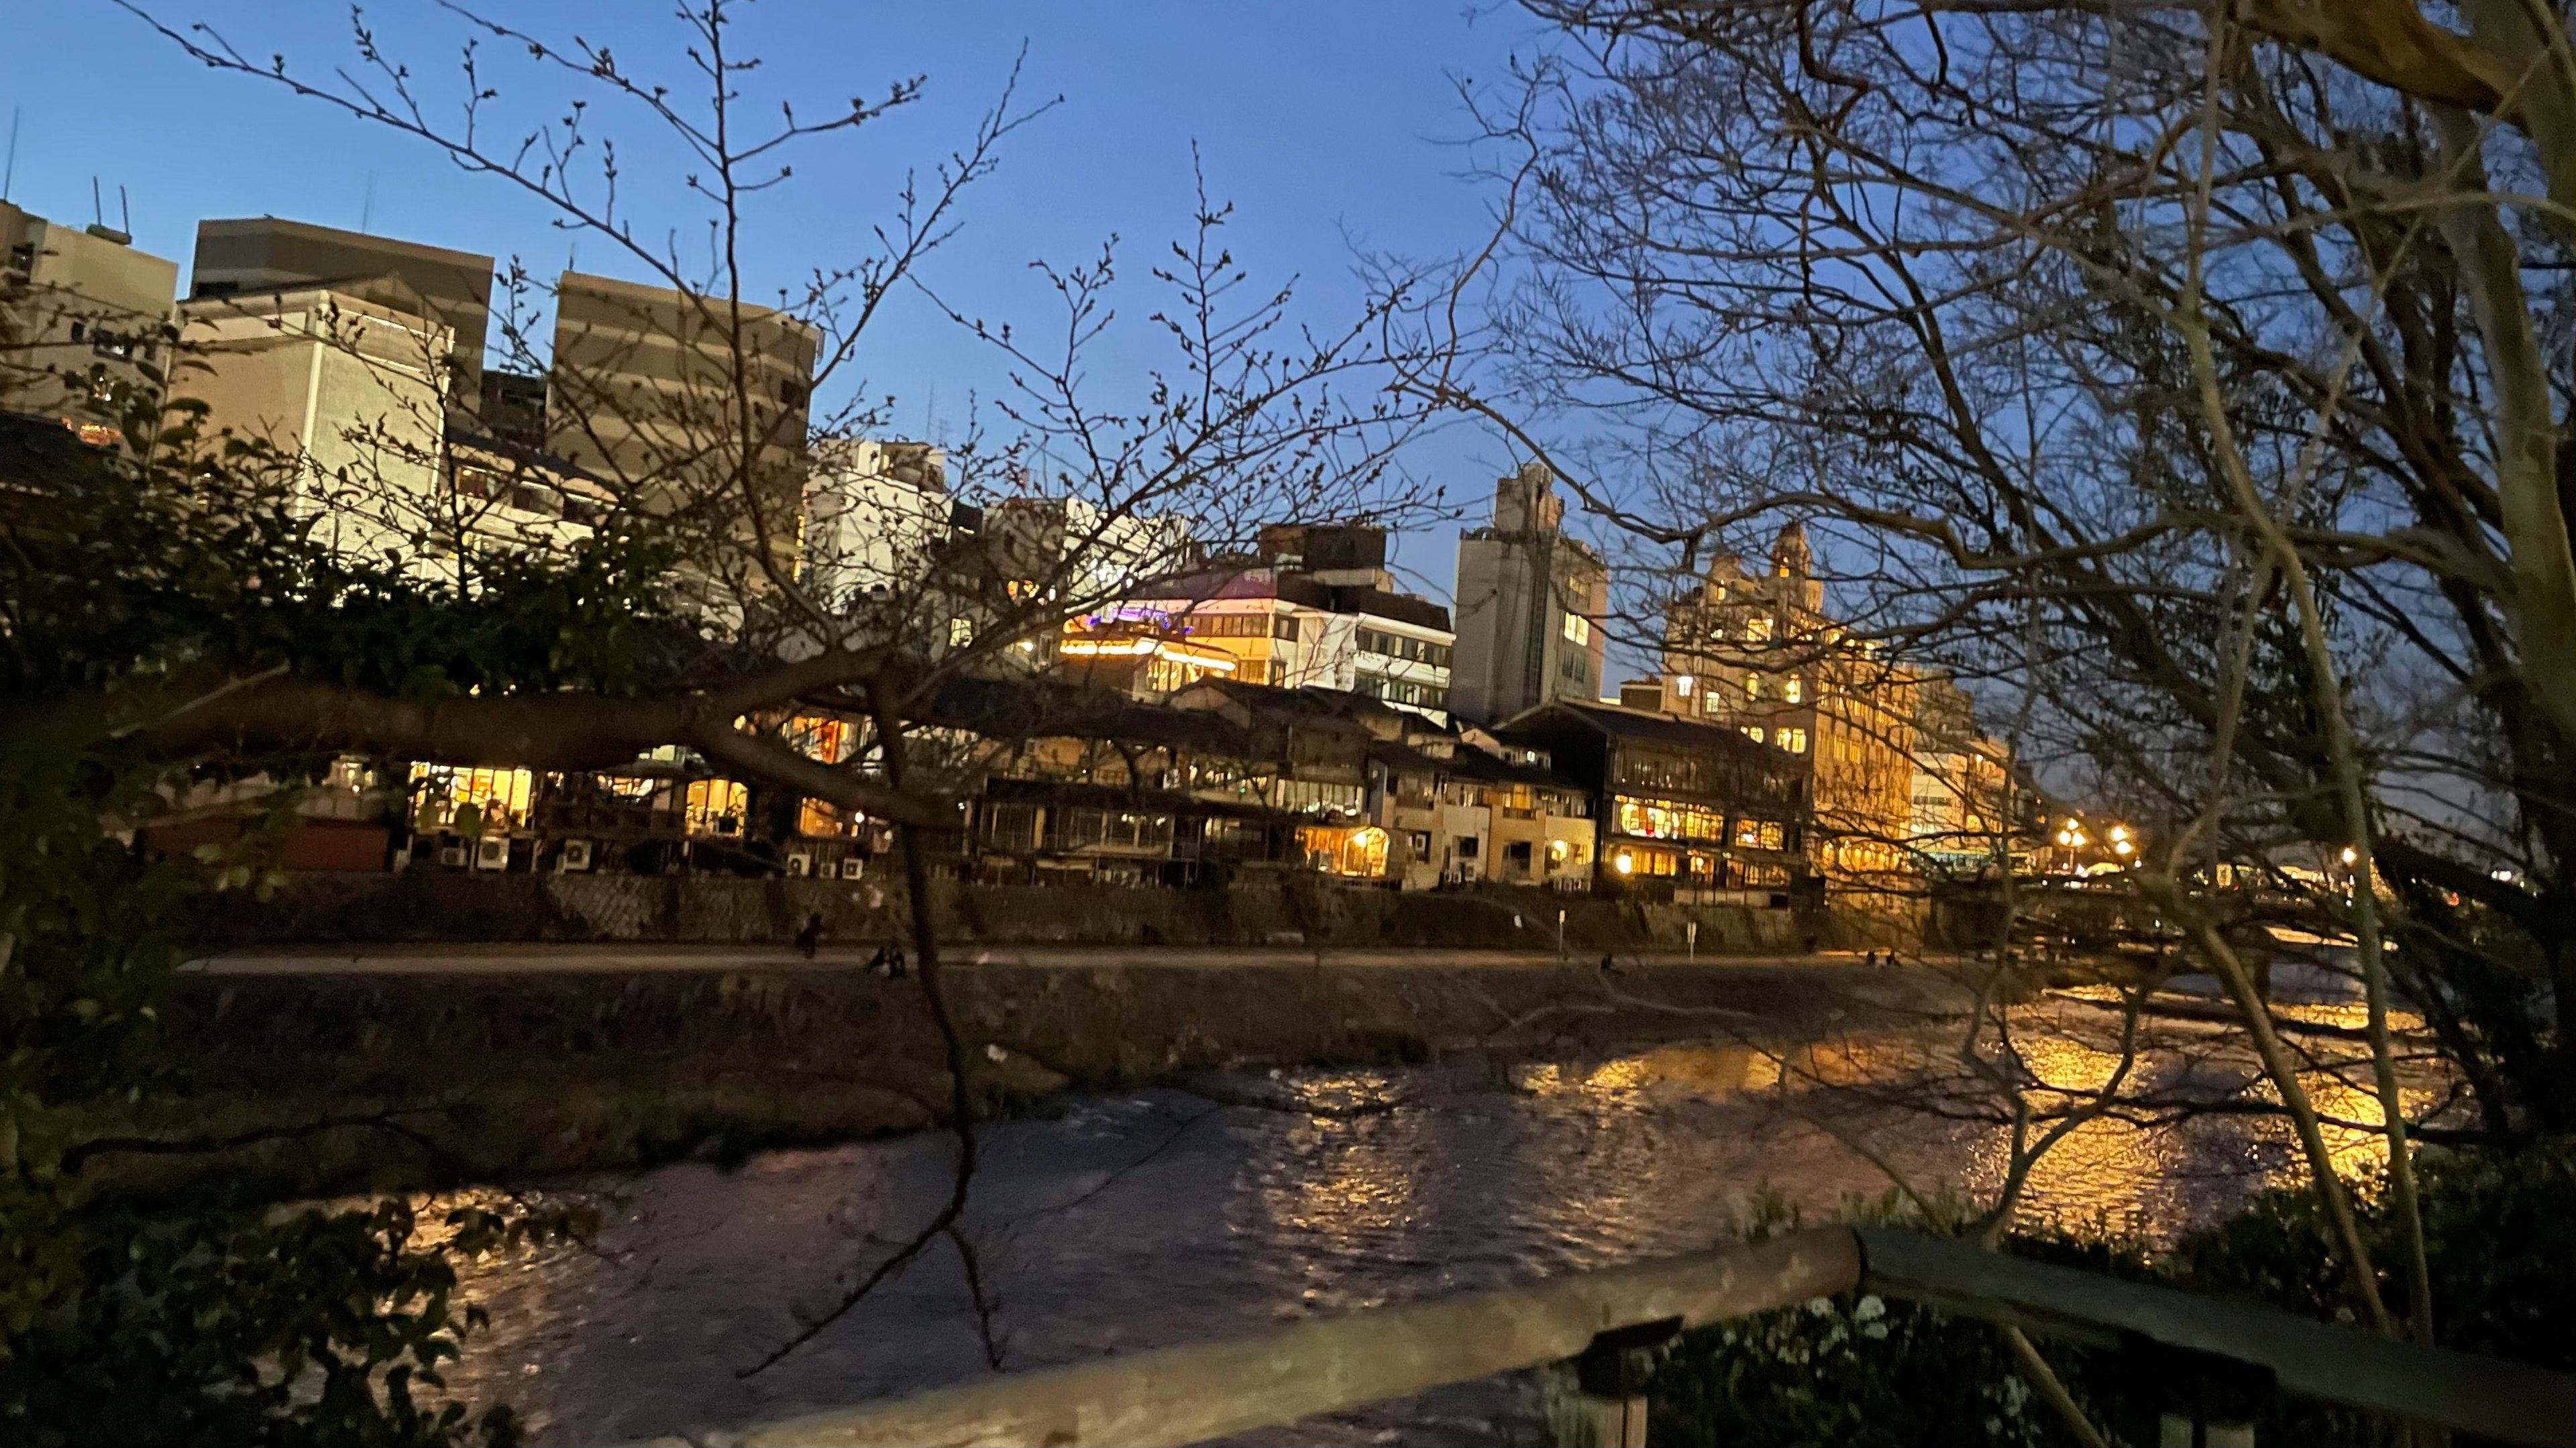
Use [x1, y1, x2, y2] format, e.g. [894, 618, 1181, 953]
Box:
[437, 844, 467, 868]
[559, 838, 593, 873]
[839, 858, 867, 881]
[474, 835, 511, 871]
[786, 851, 812, 877]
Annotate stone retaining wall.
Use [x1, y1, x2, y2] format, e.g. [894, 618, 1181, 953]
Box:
[83, 960, 1953, 1201]
[184, 873, 1881, 954]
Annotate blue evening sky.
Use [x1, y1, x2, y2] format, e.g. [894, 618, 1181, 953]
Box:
[1, 0, 1568, 605]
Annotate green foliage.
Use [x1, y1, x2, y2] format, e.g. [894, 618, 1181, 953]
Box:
[2165, 1143, 2576, 1445]
[0, 734, 590, 1445]
[0, 399, 686, 712]
[1644, 1193, 2096, 1447]
[1650, 1151, 2576, 1447]
[1651, 1286, 2051, 1447]
[1, 410, 626, 1443]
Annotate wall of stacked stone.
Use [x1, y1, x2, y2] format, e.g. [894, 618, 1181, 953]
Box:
[94, 959, 1953, 1197]
[181, 872, 1854, 953]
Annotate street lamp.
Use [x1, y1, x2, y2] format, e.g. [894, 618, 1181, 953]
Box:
[1613, 852, 1635, 876]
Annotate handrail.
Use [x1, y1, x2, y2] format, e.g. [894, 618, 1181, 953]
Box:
[644, 1229, 1860, 1447]
[1854, 1228, 2576, 1445]
[639, 1225, 2576, 1448]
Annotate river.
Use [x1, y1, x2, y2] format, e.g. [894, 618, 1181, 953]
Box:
[439, 1001, 2401, 1445]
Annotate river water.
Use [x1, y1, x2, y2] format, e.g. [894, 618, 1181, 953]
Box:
[440, 1003, 2402, 1445]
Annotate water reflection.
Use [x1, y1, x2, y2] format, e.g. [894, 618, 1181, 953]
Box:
[436, 1014, 2426, 1445]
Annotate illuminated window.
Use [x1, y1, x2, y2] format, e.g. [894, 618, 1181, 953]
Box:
[1562, 612, 1591, 646]
[948, 617, 975, 647]
[409, 764, 535, 831]
[1780, 727, 1809, 753]
[1746, 675, 1762, 700]
[1743, 616, 1774, 641]
[1743, 725, 1767, 745]
[798, 799, 852, 837]
[686, 779, 750, 835]
[785, 716, 852, 763]
[1674, 675, 1695, 698]
[1784, 676, 1803, 704]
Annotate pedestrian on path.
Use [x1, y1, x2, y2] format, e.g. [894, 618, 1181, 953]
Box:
[794, 912, 825, 960]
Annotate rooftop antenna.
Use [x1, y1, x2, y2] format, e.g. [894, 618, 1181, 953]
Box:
[118, 184, 131, 237]
[3, 107, 21, 202]
[360, 170, 376, 233]
[91, 176, 103, 227]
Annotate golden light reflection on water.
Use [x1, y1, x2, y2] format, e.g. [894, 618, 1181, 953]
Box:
[1251, 1070, 1424, 1304]
[1493, 1007, 2450, 1239]
[2044, 990, 2438, 1182]
[1511, 1044, 1778, 1100]
[1962, 1029, 2182, 1231]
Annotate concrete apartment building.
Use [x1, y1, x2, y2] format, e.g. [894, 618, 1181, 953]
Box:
[547, 270, 817, 492]
[187, 217, 493, 415]
[182, 221, 828, 592]
[800, 438, 960, 613]
[1449, 462, 1609, 724]
[1, 201, 178, 430]
[176, 277, 454, 561]
[180, 220, 637, 572]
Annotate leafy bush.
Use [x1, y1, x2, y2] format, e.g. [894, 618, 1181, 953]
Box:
[0, 740, 583, 1446]
[1646, 1152, 2576, 1447]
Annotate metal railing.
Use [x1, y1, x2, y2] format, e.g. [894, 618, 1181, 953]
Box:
[641, 1227, 2576, 1448]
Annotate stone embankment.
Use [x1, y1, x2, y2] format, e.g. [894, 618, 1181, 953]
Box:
[183, 871, 1927, 954]
[83, 958, 1956, 1201]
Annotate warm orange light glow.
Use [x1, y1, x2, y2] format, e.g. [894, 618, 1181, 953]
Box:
[1059, 636, 1238, 670]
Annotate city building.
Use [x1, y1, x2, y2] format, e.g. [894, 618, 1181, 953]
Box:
[1655, 522, 1921, 891]
[546, 268, 818, 496]
[187, 217, 493, 417]
[1368, 734, 1595, 889]
[1494, 700, 1809, 903]
[964, 493, 1200, 669]
[1, 200, 180, 430]
[177, 268, 616, 571]
[800, 438, 962, 612]
[1061, 522, 1456, 721]
[1450, 461, 1608, 724]
[176, 278, 453, 561]
[1909, 671, 2019, 874]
